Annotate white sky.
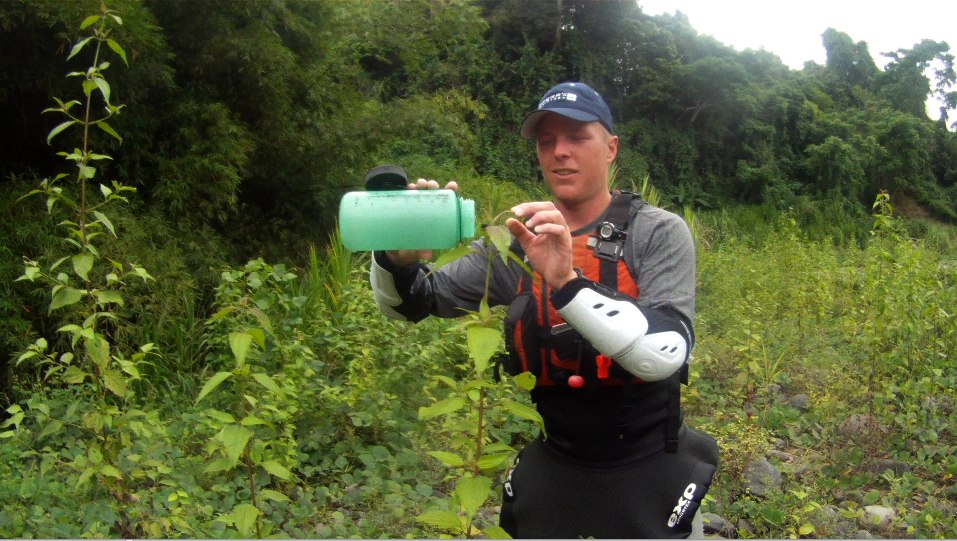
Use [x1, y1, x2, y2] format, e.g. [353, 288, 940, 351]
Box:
[638, 0, 956, 120]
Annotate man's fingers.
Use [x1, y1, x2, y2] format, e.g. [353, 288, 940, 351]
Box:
[506, 217, 535, 244]
[511, 201, 557, 218]
[523, 209, 566, 231]
[530, 223, 567, 236]
[445, 181, 458, 191]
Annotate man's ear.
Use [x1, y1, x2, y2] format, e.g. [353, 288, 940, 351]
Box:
[606, 135, 619, 163]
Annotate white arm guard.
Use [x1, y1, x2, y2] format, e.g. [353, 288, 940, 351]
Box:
[556, 286, 687, 381]
[370, 256, 409, 321]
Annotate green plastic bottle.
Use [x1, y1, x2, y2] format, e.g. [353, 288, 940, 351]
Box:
[339, 189, 477, 251]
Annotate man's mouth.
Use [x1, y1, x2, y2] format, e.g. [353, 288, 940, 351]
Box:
[553, 169, 577, 176]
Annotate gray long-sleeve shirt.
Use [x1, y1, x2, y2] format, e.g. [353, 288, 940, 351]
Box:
[373, 197, 696, 330]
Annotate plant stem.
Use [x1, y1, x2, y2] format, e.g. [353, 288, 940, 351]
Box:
[474, 386, 485, 477]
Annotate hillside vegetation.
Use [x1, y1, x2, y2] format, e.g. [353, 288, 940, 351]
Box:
[2, 1, 957, 538]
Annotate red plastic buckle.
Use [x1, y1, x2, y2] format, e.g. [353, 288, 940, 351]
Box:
[596, 354, 612, 379]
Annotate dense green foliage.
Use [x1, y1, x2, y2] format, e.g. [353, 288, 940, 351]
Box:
[2, 1, 957, 538]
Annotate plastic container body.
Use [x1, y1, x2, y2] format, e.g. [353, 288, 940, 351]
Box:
[339, 189, 477, 251]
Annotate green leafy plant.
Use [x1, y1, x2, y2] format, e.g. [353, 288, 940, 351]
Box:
[8, 6, 176, 537]
[413, 214, 544, 539]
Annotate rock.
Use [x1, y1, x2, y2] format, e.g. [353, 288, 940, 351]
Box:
[787, 393, 810, 413]
[853, 529, 878, 539]
[859, 505, 897, 530]
[736, 518, 754, 536]
[767, 450, 796, 462]
[874, 459, 911, 477]
[944, 485, 957, 500]
[810, 505, 856, 537]
[845, 490, 865, 504]
[701, 513, 731, 535]
[791, 462, 810, 480]
[771, 438, 787, 448]
[807, 452, 825, 463]
[314, 523, 330, 535]
[432, 490, 449, 499]
[840, 414, 885, 438]
[744, 458, 783, 496]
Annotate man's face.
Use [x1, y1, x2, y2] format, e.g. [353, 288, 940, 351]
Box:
[535, 113, 619, 207]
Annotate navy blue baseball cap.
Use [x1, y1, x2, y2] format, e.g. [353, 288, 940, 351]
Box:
[520, 82, 614, 137]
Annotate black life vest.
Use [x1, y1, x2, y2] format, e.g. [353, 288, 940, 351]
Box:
[497, 192, 687, 455]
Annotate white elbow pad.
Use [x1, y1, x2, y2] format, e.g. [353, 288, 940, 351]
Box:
[556, 287, 686, 381]
[370, 256, 408, 321]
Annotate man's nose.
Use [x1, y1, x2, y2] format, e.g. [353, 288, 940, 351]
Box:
[552, 136, 572, 158]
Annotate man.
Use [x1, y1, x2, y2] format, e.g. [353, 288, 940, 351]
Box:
[370, 82, 719, 538]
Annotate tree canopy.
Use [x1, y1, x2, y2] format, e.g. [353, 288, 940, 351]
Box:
[2, 0, 956, 250]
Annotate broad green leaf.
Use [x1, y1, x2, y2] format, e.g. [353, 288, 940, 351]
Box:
[482, 526, 513, 539]
[486, 225, 513, 264]
[455, 476, 492, 518]
[760, 505, 786, 525]
[92, 211, 115, 237]
[207, 409, 236, 424]
[107, 39, 128, 66]
[67, 37, 93, 61]
[39, 420, 62, 439]
[100, 464, 122, 479]
[483, 442, 515, 454]
[429, 244, 479, 275]
[418, 396, 467, 420]
[229, 332, 252, 366]
[427, 451, 464, 467]
[220, 425, 253, 462]
[248, 307, 274, 336]
[62, 366, 89, 385]
[501, 400, 543, 425]
[49, 287, 84, 313]
[76, 466, 96, 488]
[86, 335, 110, 370]
[431, 375, 459, 391]
[207, 307, 236, 324]
[100, 184, 113, 199]
[82, 79, 97, 97]
[97, 291, 123, 307]
[72, 253, 94, 281]
[80, 15, 100, 29]
[47, 120, 77, 145]
[204, 457, 234, 474]
[467, 326, 501, 374]
[241, 416, 267, 426]
[259, 489, 289, 503]
[93, 77, 110, 105]
[262, 460, 292, 480]
[50, 256, 70, 272]
[416, 510, 463, 533]
[799, 523, 815, 536]
[232, 504, 261, 537]
[195, 371, 233, 404]
[477, 453, 511, 470]
[864, 489, 881, 505]
[252, 373, 283, 396]
[247, 328, 266, 349]
[513, 372, 536, 391]
[96, 121, 122, 143]
[104, 369, 127, 398]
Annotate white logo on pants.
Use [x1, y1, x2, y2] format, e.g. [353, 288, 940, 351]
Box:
[504, 457, 520, 497]
[667, 483, 697, 527]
